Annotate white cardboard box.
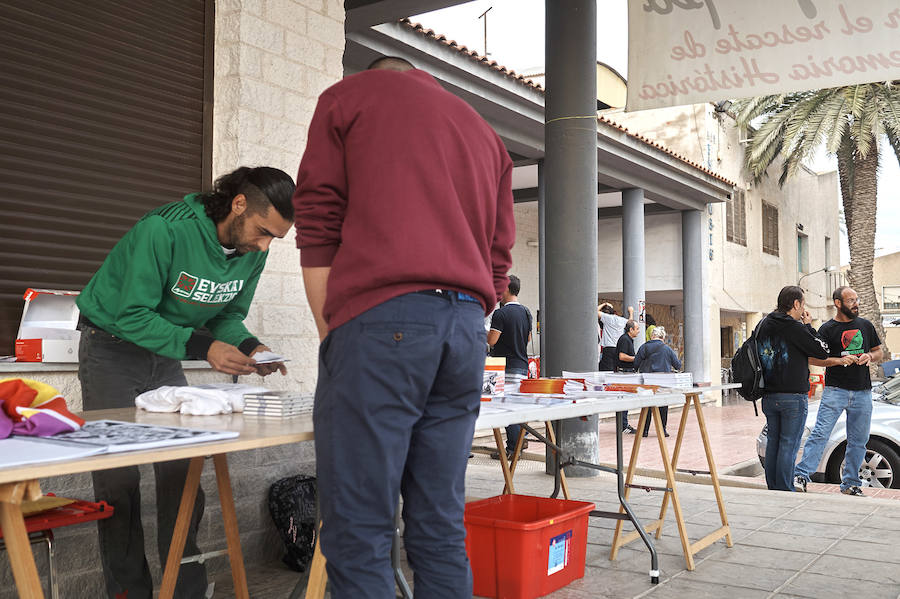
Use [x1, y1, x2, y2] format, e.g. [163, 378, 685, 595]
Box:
[15, 288, 81, 362]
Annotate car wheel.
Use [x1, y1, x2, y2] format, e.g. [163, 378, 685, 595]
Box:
[826, 439, 900, 489]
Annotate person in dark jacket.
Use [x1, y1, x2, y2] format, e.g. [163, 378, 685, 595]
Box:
[757, 286, 829, 491]
[634, 326, 681, 437]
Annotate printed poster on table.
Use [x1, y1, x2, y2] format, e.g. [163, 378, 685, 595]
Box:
[627, 1, 900, 111]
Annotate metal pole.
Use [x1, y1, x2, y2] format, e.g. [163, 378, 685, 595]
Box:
[623, 188, 646, 350]
[538, 159, 546, 376]
[682, 209, 706, 380]
[544, 0, 599, 476]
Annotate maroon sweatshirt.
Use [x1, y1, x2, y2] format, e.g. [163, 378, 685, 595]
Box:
[293, 69, 515, 331]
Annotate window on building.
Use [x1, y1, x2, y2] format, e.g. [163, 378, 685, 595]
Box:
[883, 286, 900, 311]
[762, 202, 779, 256]
[797, 232, 809, 274]
[726, 188, 747, 246]
[0, 1, 212, 355]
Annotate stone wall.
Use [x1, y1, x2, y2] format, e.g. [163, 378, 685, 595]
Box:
[0, 1, 344, 596]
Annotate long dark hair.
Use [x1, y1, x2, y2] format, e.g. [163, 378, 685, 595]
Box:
[199, 166, 295, 223]
[776, 286, 804, 313]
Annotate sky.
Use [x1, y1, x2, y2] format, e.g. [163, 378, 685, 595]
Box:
[411, 0, 900, 265]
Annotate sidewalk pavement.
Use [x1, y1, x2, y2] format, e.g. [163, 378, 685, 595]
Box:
[461, 459, 900, 599]
[217, 459, 900, 598]
[215, 402, 900, 597]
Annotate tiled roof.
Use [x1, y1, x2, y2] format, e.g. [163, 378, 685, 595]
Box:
[400, 19, 544, 91]
[399, 18, 735, 189]
[597, 115, 736, 187]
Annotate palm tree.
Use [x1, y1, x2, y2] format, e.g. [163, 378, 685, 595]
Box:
[733, 84, 900, 356]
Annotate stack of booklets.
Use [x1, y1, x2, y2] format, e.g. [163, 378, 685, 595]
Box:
[641, 372, 694, 389]
[242, 391, 314, 419]
[561, 371, 606, 385]
[603, 372, 643, 385]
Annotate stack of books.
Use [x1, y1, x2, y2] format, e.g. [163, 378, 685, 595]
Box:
[242, 391, 314, 419]
[603, 372, 643, 385]
[640, 372, 694, 389]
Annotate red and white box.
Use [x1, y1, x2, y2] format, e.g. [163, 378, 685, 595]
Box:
[14, 288, 81, 362]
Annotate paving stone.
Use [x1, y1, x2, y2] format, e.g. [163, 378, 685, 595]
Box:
[779, 571, 898, 599]
[859, 514, 900, 532]
[683, 558, 796, 591]
[840, 526, 895, 545]
[639, 576, 771, 598]
[760, 518, 853, 539]
[559, 564, 665, 598]
[706, 543, 818, 571]
[780, 507, 870, 525]
[740, 530, 835, 553]
[806, 554, 900, 585]
[825, 539, 900, 561]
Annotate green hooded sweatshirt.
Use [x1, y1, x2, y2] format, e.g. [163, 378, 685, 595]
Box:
[76, 194, 266, 360]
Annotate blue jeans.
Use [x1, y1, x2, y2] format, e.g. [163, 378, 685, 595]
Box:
[795, 386, 873, 489]
[504, 369, 527, 452]
[762, 393, 808, 491]
[314, 292, 485, 599]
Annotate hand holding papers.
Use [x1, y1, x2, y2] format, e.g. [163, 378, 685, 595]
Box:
[252, 350, 290, 364]
[250, 347, 289, 377]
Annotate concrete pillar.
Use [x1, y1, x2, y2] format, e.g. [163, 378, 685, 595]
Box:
[544, 0, 598, 476]
[622, 188, 646, 350]
[682, 209, 708, 381]
[538, 160, 546, 376]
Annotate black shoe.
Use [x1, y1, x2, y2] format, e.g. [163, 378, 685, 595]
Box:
[641, 432, 649, 438]
[663, 431, 670, 438]
[490, 450, 515, 461]
[623, 425, 636, 434]
[841, 486, 864, 496]
[794, 475, 808, 493]
[468, 453, 475, 459]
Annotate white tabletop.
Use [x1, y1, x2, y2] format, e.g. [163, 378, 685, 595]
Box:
[474, 383, 742, 430]
[474, 391, 688, 430]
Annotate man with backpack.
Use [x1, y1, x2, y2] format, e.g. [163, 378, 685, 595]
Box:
[793, 286, 882, 496]
[755, 286, 829, 491]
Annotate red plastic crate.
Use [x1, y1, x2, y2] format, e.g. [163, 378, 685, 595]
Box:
[0, 499, 113, 539]
[465, 494, 595, 599]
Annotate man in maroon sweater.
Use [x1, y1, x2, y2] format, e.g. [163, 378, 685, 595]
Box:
[293, 56, 514, 598]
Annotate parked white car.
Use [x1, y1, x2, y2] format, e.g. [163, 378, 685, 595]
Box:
[756, 389, 900, 489]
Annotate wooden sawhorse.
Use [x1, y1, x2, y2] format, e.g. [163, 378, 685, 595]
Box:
[610, 392, 733, 570]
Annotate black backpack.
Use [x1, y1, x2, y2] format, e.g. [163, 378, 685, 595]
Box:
[268, 475, 318, 572]
[731, 320, 765, 414]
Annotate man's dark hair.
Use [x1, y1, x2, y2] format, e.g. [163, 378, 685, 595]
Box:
[600, 304, 616, 315]
[367, 56, 414, 71]
[833, 286, 851, 302]
[625, 320, 638, 333]
[776, 286, 804, 313]
[200, 166, 295, 223]
[507, 274, 521, 296]
[646, 314, 656, 327]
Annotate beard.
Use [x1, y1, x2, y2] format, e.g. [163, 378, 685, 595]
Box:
[226, 213, 251, 256]
[839, 302, 858, 319]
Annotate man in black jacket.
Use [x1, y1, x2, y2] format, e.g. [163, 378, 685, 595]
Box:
[757, 286, 829, 491]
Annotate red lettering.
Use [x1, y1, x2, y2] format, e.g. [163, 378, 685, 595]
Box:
[839, 3, 873, 35]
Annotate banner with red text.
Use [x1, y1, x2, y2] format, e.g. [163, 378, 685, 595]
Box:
[627, 0, 900, 112]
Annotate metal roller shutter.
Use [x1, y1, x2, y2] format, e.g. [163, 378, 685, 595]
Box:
[0, 0, 212, 355]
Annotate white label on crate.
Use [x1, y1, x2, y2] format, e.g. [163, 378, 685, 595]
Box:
[547, 530, 572, 575]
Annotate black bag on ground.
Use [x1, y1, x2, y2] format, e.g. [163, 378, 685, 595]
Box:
[731, 320, 765, 414]
[268, 475, 318, 572]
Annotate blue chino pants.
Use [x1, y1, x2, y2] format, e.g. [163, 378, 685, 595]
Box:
[313, 292, 485, 599]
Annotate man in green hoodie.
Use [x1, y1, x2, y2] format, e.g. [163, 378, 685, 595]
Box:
[76, 166, 294, 599]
